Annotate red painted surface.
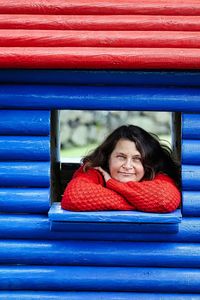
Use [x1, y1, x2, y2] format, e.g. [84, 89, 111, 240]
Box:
[0, 1, 198, 69]
[0, 30, 199, 48]
[0, 15, 199, 31]
[0, 0, 199, 15]
[0, 47, 200, 69]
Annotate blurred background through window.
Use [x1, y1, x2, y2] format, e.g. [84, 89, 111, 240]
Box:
[60, 110, 172, 162]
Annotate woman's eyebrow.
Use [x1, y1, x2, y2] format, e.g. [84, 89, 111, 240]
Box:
[116, 152, 126, 155]
[116, 152, 141, 157]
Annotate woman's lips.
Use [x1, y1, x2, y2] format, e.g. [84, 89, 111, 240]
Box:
[118, 172, 135, 176]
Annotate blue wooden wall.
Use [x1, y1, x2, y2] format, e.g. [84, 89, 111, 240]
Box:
[182, 114, 200, 217]
[0, 110, 51, 213]
[0, 70, 200, 299]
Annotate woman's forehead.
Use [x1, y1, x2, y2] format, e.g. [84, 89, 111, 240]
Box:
[114, 139, 140, 154]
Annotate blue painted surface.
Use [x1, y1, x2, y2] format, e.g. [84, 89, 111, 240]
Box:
[0, 85, 200, 111]
[0, 188, 50, 213]
[0, 70, 200, 86]
[0, 70, 200, 297]
[0, 214, 199, 242]
[181, 113, 200, 220]
[49, 203, 181, 233]
[0, 136, 50, 160]
[182, 140, 200, 164]
[0, 291, 199, 300]
[1, 240, 200, 268]
[182, 114, 200, 139]
[0, 110, 50, 135]
[1, 266, 200, 292]
[0, 162, 50, 187]
[49, 203, 182, 223]
[182, 165, 200, 190]
[182, 191, 200, 216]
[51, 221, 179, 233]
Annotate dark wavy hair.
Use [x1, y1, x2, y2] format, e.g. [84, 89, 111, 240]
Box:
[82, 125, 180, 187]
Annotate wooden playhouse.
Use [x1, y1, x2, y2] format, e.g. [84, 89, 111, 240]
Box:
[1, 1, 200, 299]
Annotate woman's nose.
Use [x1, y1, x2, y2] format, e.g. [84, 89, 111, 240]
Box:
[122, 159, 133, 169]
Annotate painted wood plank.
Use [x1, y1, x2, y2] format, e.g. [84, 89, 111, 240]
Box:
[0, 266, 200, 292]
[182, 191, 200, 216]
[0, 188, 50, 213]
[50, 221, 178, 233]
[1, 240, 200, 268]
[182, 114, 200, 139]
[0, 291, 198, 300]
[182, 165, 200, 191]
[0, 85, 200, 111]
[0, 214, 198, 242]
[49, 202, 181, 223]
[0, 0, 199, 16]
[0, 162, 50, 187]
[0, 110, 50, 135]
[0, 136, 50, 160]
[0, 47, 200, 69]
[182, 140, 200, 164]
[0, 70, 200, 86]
[0, 30, 200, 48]
[1, 15, 200, 32]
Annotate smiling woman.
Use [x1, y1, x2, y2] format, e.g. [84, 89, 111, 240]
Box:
[107, 139, 145, 183]
[61, 125, 181, 213]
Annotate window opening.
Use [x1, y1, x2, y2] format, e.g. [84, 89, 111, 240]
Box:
[52, 110, 181, 203]
[49, 110, 182, 233]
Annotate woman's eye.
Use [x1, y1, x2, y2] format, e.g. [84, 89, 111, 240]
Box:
[117, 155, 125, 160]
[133, 157, 141, 162]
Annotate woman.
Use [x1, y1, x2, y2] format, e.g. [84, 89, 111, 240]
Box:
[61, 125, 181, 213]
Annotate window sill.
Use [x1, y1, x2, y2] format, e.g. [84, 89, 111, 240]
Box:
[48, 202, 182, 233]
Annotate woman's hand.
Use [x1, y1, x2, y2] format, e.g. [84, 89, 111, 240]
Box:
[94, 167, 111, 182]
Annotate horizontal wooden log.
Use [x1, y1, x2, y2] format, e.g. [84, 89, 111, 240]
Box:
[1, 265, 200, 292]
[1, 70, 200, 86]
[0, 214, 200, 242]
[1, 239, 200, 268]
[0, 47, 200, 69]
[0, 162, 50, 187]
[0, 110, 50, 135]
[0, 30, 199, 48]
[182, 191, 200, 216]
[182, 140, 200, 164]
[182, 165, 200, 191]
[182, 114, 200, 139]
[0, 136, 50, 160]
[0, 15, 200, 31]
[0, 188, 50, 213]
[0, 85, 200, 112]
[0, 291, 198, 300]
[0, 0, 199, 16]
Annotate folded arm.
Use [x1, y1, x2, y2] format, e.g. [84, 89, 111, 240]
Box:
[106, 174, 181, 213]
[61, 168, 134, 211]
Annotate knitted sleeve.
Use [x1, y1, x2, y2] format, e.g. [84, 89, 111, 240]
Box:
[106, 174, 181, 213]
[61, 167, 134, 211]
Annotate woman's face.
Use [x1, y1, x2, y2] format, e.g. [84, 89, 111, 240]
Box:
[109, 138, 145, 183]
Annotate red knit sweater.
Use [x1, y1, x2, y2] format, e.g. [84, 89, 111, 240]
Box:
[61, 166, 181, 213]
